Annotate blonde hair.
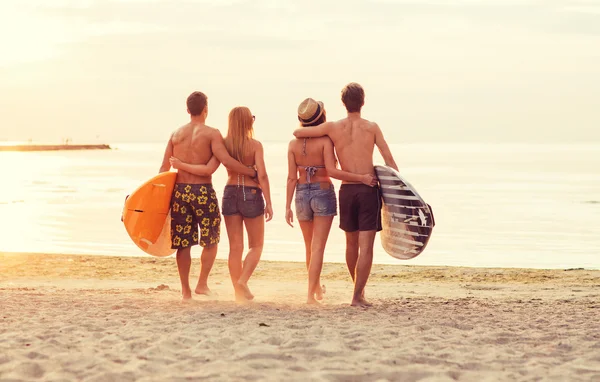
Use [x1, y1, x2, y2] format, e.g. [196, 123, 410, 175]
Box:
[225, 106, 254, 162]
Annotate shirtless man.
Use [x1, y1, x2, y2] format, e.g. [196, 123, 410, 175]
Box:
[159, 91, 256, 301]
[293, 83, 399, 307]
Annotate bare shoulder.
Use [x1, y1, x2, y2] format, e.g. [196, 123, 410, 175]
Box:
[251, 138, 264, 151]
[361, 119, 381, 134]
[288, 138, 299, 150]
[327, 119, 346, 135]
[171, 123, 190, 142]
[330, 119, 346, 129]
[359, 118, 378, 127]
[204, 125, 218, 134]
[173, 123, 189, 134]
[204, 125, 223, 139]
[314, 136, 333, 147]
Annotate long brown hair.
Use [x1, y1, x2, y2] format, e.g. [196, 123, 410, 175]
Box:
[225, 106, 254, 162]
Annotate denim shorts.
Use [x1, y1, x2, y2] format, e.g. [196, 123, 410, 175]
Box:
[295, 182, 337, 221]
[222, 185, 265, 219]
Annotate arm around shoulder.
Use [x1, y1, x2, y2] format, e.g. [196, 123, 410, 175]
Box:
[293, 121, 332, 138]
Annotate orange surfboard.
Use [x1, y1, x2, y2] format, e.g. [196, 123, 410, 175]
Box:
[122, 172, 178, 257]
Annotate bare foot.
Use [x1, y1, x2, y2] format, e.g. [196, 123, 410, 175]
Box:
[351, 296, 373, 308]
[182, 288, 192, 302]
[234, 288, 250, 303]
[307, 296, 321, 305]
[315, 284, 326, 301]
[194, 285, 212, 296]
[236, 281, 254, 300]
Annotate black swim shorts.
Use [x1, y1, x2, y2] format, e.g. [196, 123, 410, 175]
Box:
[339, 184, 382, 232]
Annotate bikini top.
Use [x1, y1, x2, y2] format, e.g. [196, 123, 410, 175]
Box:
[298, 138, 325, 183]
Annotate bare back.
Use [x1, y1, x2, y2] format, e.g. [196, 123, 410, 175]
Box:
[290, 137, 332, 184]
[327, 118, 377, 183]
[171, 122, 215, 184]
[224, 139, 260, 187]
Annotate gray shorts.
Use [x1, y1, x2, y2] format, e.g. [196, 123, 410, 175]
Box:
[222, 185, 265, 219]
[295, 182, 337, 221]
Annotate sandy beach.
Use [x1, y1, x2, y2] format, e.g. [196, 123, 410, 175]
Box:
[1, 253, 599, 382]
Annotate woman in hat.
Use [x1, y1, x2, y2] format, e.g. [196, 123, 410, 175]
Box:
[171, 106, 273, 302]
[286, 98, 375, 304]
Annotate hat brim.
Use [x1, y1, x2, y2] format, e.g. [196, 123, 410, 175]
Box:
[298, 101, 325, 125]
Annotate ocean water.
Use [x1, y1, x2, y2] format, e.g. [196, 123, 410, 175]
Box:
[0, 142, 598, 269]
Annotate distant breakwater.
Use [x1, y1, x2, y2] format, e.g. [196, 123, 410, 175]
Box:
[0, 144, 111, 152]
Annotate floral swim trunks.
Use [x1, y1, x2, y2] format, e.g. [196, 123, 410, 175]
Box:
[170, 183, 221, 249]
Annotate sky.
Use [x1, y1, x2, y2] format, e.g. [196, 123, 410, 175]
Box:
[0, 0, 599, 144]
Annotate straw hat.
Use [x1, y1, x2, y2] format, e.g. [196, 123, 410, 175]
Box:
[297, 98, 325, 125]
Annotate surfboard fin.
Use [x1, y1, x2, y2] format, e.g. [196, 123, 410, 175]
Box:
[120, 195, 130, 222]
[427, 204, 436, 228]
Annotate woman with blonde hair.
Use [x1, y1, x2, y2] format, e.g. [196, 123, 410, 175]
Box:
[286, 98, 375, 304]
[171, 106, 273, 302]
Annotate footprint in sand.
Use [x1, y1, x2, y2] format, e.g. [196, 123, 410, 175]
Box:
[264, 336, 283, 346]
[236, 346, 295, 362]
[86, 371, 137, 382]
[25, 351, 49, 360]
[13, 362, 45, 379]
[281, 339, 317, 349]
[0, 354, 10, 365]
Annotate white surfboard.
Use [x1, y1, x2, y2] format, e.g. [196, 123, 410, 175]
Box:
[375, 165, 435, 260]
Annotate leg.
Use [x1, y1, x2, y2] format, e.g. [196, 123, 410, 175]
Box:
[339, 185, 359, 284]
[224, 214, 245, 300]
[195, 243, 217, 295]
[351, 230, 376, 307]
[237, 215, 265, 300]
[176, 247, 192, 300]
[170, 183, 195, 301]
[298, 220, 314, 269]
[307, 216, 334, 304]
[345, 231, 359, 282]
[194, 184, 224, 296]
[299, 220, 324, 301]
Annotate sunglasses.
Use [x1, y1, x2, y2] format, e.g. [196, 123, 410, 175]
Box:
[252, 115, 256, 121]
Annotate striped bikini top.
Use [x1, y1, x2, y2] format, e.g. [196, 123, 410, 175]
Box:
[298, 138, 325, 183]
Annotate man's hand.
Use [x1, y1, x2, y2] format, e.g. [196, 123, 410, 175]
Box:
[169, 156, 183, 170]
[285, 208, 294, 227]
[250, 168, 260, 185]
[361, 174, 378, 187]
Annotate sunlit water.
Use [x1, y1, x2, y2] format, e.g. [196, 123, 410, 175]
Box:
[0, 142, 598, 269]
